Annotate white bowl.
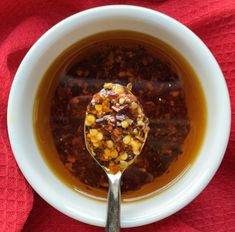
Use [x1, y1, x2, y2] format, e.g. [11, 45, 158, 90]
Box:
[7, 5, 231, 228]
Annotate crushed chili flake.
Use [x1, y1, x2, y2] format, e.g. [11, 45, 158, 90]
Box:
[50, 45, 190, 193]
[84, 83, 149, 174]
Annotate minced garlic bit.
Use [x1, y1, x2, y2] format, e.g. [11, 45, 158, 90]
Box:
[121, 121, 129, 128]
[85, 114, 96, 126]
[84, 83, 149, 174]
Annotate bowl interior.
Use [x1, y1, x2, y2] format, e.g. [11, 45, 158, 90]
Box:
[7, 5, 230, 227]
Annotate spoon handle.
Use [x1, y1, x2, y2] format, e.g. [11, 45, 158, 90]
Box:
[106, 172, 122, 232]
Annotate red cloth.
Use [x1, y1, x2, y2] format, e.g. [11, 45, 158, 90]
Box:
[0, 0, 234, 231]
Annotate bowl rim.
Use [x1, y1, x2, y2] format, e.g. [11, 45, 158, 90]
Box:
[7, 5, 231, 228]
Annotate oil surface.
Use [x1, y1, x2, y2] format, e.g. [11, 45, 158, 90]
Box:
[33, 31, 207, 202]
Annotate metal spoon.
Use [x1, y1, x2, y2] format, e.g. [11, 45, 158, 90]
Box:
[84, 83, 149, 232]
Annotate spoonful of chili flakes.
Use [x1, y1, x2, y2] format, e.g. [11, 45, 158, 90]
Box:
[84, 83, 149, 232]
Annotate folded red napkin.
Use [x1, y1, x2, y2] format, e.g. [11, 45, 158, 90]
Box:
[0, 0, 234, 231]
